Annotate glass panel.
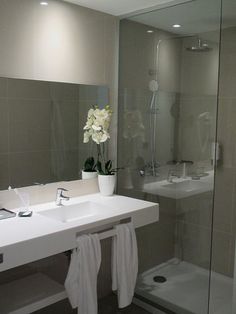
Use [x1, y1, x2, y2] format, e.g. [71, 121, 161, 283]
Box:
[209, 1, 236, 313]
[118, 0, 221, 313]
[0, 77, 108, 189]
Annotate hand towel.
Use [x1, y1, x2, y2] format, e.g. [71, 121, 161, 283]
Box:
[65, 234, 101, 314]
[112, 222, 138, 308]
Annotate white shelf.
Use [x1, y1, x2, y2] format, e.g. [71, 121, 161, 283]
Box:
[0, 273, 67, 314]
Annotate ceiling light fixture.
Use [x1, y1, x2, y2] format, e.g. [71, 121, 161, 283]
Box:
[172, 24, 181, 28]
[40, 1, 48, 5]
[147, 30, 154, 33]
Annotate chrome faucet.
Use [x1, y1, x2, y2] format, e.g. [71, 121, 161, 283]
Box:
[56, 188, 70, 206]
[167, 169, 179, 183]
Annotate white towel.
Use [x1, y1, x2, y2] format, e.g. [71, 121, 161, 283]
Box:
[112, 222, 138, 308]
[65, 234, 101, 314]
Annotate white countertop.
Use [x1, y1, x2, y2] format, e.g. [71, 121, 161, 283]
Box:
[0, 193, 159, 271]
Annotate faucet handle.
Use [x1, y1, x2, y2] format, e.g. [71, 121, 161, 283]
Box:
[180, 160, 193, 164]
[57, 187, 68, 192]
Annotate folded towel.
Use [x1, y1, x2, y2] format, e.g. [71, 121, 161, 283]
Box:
[112, 222, 138, 308]
[65, 234, 101, 314]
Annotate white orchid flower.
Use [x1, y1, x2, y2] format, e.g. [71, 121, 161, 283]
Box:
[83, 105, 112, 145]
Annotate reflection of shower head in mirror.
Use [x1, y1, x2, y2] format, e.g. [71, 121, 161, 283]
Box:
[149, 80, 159, 92]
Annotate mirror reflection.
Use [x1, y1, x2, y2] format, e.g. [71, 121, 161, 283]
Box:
[0, 77, 108, 189]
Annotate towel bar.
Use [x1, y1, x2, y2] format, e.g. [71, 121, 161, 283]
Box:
[75, 217, 132, 243]
[98, 228, 117, 240]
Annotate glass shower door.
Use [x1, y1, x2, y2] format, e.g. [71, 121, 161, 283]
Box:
[118, 0, 222, 313]
[209, 0, 236, 313]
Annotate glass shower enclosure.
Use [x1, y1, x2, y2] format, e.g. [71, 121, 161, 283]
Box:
[117, 0, 236, 313]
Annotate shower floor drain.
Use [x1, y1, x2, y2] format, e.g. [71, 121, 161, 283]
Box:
[153, 276, 167, 283]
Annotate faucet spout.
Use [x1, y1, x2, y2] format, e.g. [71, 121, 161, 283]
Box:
[167, 169, 179, 183]
[56, 188, 70, 206]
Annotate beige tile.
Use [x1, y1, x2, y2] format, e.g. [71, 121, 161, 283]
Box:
[79, 85, 100, 102]
[9, 151, 51, 187]
[136, 217, 175, 273]
[179, 222, 211, 269]
[50, 82, 79, 103]
[0, 153, 10, 190]
[213, 167, 235, 233]
[0, 98, 9, 154]
[211, 230, 232, 276]
[217, 98, 236, 168]
[65, 149, 79, 181]
[180, 36, 219, 96]
[9, 98, 51, 152]
[0, 77, 7, 97]
[50, 100, 79, 151]
[176, 192, 213, 228]
[8, 78, 50, 100]
[219, 28, 236, 98]
[228, 237, 235, 277]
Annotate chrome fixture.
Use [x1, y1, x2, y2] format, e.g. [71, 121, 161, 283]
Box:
[144, 161, 160, 177]
[167, 160, 193, 179]
[167, 169, 179, 183]
[186, 38, 212, 52]
[56, 188, 70, 206]
[139, 170, 145, 177]
[180, 160, 193, 178]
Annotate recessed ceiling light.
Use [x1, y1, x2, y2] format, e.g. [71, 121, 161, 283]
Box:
[147, 30, 154, 33]
[172, 24, 181, 28]
[40, 1, 48, 5]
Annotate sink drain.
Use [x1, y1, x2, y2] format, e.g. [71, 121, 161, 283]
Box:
[153, 275, 167, 283]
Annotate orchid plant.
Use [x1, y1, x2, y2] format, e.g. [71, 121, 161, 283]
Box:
[83, 105, 115, 175]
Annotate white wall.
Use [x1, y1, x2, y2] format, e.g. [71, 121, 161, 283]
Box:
[0, 0, 119, 86]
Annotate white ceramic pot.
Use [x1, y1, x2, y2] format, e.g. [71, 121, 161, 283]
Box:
[98, 174, 116, 196]
[82, 170, 98, 180]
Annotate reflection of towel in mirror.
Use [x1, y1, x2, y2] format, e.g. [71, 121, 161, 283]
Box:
[65, 234, 101, 314]
[112, 222, 138, 308]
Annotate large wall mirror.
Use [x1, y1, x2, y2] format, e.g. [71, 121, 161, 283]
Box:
[0, 77, 108, 190]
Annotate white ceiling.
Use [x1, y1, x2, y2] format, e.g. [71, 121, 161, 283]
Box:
[131, 0, 221, 35]
[63, 0, 192, 17]
[63, 0, 236, 35]
[130, 0, 236, 36]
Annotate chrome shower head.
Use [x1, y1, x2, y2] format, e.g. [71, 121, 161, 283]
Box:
[186, 38, 212, 52]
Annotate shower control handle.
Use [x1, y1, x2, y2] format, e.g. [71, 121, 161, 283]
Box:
[180, 160, 193, 164]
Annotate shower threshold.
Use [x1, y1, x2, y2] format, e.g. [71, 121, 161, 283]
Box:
[135, 258, 233, 314]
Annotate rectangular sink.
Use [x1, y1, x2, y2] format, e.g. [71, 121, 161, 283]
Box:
[163, 180, 204, 192]
[38, 201, 107, 223]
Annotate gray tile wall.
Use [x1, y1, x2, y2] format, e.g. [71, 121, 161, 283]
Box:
[210, 26, 236, 278]
[0, 77, 108, 189]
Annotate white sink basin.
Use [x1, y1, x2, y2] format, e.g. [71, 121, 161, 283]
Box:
[163, 180, 204, 192]
[143, 172, 214, 199]
[38, 201, 107, 223]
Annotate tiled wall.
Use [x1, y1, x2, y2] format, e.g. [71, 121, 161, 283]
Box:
[211, 26, 236, 277]
[177, 35, 219, 168]
[118, 20, 181, 272]
[177, 26, 236, 278]
[174, 33, 220, 273]
[118, 19, 224, 278]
